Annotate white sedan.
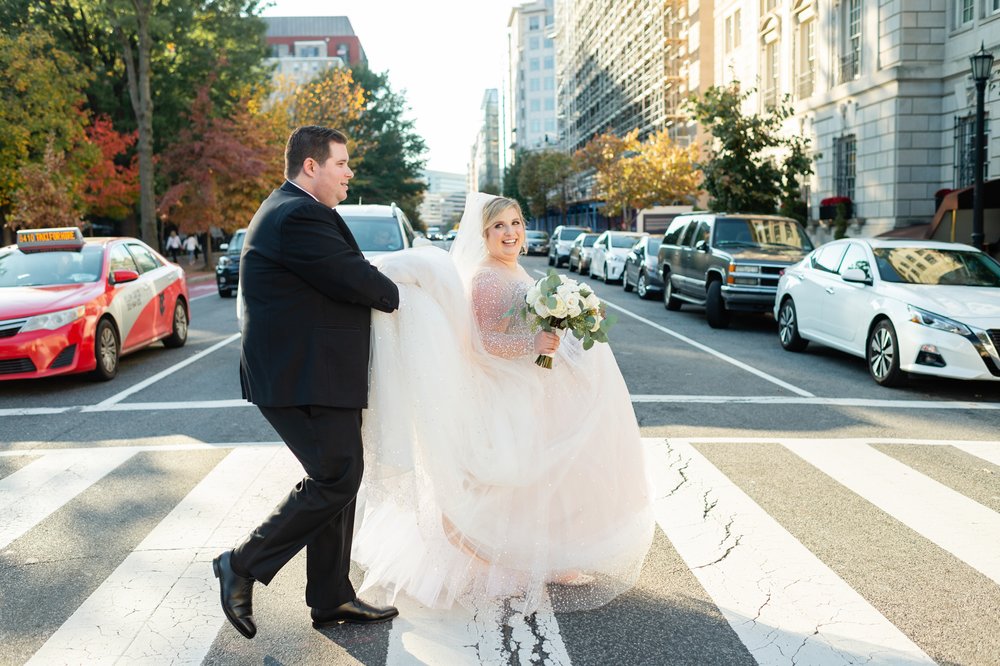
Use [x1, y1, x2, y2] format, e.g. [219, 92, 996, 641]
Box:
[589, 231, 646, 283]
[774, 238, 1000, 386]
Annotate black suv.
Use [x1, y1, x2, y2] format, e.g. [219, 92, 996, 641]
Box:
[215, 228, 246, 297]
[656, 213, 814, 328]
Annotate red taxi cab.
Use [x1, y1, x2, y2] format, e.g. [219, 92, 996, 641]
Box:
[0, 228, 189, 381]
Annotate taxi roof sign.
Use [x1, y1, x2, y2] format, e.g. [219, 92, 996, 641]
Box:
[16, 227, 86, 252]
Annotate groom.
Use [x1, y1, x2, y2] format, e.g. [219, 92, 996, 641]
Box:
[213, 126, 400, 638]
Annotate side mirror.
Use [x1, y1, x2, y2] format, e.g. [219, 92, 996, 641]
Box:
[841, 267, 872, 285]
[219, 243, 229, 251]
[110, 269, 140, 285]
[695, 239, 709, 252]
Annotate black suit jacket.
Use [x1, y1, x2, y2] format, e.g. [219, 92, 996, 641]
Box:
[239, 182, 399, 408]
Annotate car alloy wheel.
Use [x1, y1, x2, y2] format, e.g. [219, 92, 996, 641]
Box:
[637, 271, 649, 299]
[777, 299, 809, 352]
[663, 275, 682, 311]
[867, 319, 905, 387]
[93, 318, 119, 381]
[163, 299, 189, 348]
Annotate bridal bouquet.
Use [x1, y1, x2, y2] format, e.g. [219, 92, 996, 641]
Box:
[511, 270, 617, 368]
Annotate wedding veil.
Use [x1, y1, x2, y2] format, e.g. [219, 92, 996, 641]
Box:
[448, 192, 496, 288]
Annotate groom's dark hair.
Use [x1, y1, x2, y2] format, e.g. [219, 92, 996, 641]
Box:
[285, 126, 348, 180]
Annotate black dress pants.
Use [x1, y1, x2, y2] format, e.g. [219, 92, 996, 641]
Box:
[232, 404, 363, 609]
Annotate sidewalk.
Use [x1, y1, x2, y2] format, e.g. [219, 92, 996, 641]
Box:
[181, 263, 216, 284]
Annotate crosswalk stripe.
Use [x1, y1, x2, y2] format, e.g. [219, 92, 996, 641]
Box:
[0, 448, 137, 551]
[952, 440, 1000, 468]
[646, 439, 935, 665]
[26, 446, 302, 665]
[386, 594, 571, 666]
[782, 439, 1000, 587]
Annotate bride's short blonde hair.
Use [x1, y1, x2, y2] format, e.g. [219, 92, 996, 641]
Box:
[481, 196, 524, 235]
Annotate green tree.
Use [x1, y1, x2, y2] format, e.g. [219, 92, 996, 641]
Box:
[517, 150, 574, 220]
[687, 82, 814, 215]
[346, 65, 427, 225]
[0, 27, 91, 241]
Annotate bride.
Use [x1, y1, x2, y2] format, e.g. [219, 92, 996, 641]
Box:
[353, 193, 654, 615]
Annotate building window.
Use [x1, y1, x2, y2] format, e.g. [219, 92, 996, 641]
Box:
[529, 77, 540, 91]
[958, 0, 974, 24]
[725, 10, 742, 53]
[834, 135, 857, 200]
[529, 15, 540, 30]
[530, 36, 540, 49]
[544, 98, 555, 110]
[840, 0, 861, 83]
[530, 99, 541, 112]
[530, 58, 540, 71]
[797, 18, 816, 98]
[544, 55, 554, 69]
[762, 40, 779, 108]
[544, 76, 554, 90]
[761, 0, 777, 13]
[954, 114, 990, 187]
[993, 0, 1000, 14]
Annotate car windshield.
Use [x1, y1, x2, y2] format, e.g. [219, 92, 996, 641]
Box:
[611, 234, 640, 248]
[339, 215, 404, 252]
[647, 238, 662, 253]
[0, 246, 104, 287]
[713, 218, 813, 251]
[581, 235, 598, 247]
[228, 231, 246, 253]
[872, 247, 1000, 286]
[559, 228, 587, 240]
[526, 231, 548, 240]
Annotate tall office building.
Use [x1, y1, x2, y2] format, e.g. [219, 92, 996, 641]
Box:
[263, 16, 366, 85]
[505, 1, 559, 159]
[470, 89, 501, 192]
[714, 1, 1000, 235]
[420, 170, 467, 229]
[554, 0, 714, 154]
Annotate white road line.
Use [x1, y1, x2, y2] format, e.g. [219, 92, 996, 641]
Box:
[647, 439, 934, 665]
[952, 441, 1000, 467]
[387, 594, 570, 666]
[88, 398, 254, 412]
[0, 441, 282, 458]
[27, 446, 302, 665]
[530, 269, 814, 398]
[0, 407, 72, 417]
[631, 394, 1000, 409]
[0, 448, 137, 550]
[783, 439, 1000, 587]
[83, 332, 240, 411]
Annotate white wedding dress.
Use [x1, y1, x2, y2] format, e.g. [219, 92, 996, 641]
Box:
[353, 194, 654, 615]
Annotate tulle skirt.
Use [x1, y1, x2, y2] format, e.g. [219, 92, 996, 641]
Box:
[356, 247, 654, 614]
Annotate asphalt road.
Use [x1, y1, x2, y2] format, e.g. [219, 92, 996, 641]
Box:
[1, 256, 998, 665]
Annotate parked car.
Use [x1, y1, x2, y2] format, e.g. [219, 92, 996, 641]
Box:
[623, 235, 663, 299]
[775, 238, 1000, 386]
[568, 233, 600, 273]
[525, 230, 550, 256]
[548, 225, 592, 266]
[657, 213, 814, 328]
[215, 228, 246, 297]
[336, 203, 417, 259]
[0, 227, 189, 381]
[589, 231, 646, 283]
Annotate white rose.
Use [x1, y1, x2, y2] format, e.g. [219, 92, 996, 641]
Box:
[548, 296, 569, 319]
[526, 285, 541, 304]
[584, 293, 601, 310]
[533, 297, 550, 317]
[590, 314, 603, 332]
[565, 293, 582, 317]
[556, 284, 576, 301]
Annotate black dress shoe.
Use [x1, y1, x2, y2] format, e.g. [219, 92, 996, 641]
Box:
[212, 550, 257, 639]
[311, 599, 399, 628]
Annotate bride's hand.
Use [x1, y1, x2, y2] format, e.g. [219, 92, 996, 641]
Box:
[533, 330, 560, 355]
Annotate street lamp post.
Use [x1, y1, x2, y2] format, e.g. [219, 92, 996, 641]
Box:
[970, 43, 994, 251]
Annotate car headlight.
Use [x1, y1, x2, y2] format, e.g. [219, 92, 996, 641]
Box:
[217, 256, 231, 270]
[907, 305, 972, 336]
[21, 306, 86, 332]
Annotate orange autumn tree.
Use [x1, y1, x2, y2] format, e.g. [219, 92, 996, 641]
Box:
[82, 115, 140, 220]
[158, 84, 282, 260]
[9, 140, 86, 229]
[575, 129, 701, 224]
[289, 67, 365, 158]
